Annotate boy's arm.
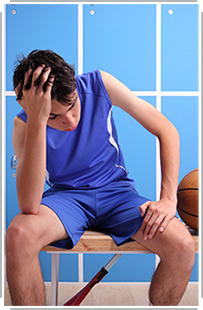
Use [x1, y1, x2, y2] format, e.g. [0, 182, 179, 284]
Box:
[13, 66, 54, 215]
[100, 70, 180, 239]
[13, 116, 47, 215]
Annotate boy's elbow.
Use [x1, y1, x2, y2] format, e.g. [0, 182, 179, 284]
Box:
[19, 202, 40, 215]
[160, 120, 180, 144]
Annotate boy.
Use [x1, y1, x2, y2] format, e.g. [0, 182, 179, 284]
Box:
[6, 50, 195, 306]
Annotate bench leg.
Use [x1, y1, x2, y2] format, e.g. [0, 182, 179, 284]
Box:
[51, 253, 60, 306]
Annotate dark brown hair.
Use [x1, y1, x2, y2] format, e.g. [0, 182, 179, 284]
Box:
[13, 49, 76, 105]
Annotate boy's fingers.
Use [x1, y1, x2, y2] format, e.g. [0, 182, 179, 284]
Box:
[31, 64, 45, 88]
[159, 214, 171, 233]
[39, 67, 52, 85]
[33, 66, 54, 94]
[45, 74, 55, 94]
[23, 67, 33, 89]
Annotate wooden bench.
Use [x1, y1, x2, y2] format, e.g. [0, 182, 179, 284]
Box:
[42, 230, 199, 306]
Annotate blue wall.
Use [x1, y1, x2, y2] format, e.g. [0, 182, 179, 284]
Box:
[6, 3, 199, 283]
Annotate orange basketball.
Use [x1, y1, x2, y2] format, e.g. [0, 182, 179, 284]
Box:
[177, 168, 199, 231]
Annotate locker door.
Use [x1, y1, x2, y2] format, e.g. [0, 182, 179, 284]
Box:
[6, 4, 78, 91]
[161, 4, 199, 91]
[84, 4, 156, 91]
[162, 96, 199, 184]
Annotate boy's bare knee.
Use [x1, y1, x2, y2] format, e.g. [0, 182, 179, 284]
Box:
[6, 214, 41, 259]
[161, 229, 196, 273]
[179, 233, 196, 270]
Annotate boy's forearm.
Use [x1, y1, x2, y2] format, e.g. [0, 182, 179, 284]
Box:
[159, 125, 180, 204]
[16, 119, 47, 214]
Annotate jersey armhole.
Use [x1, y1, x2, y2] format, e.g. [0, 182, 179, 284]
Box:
[97, 70, 113, 108]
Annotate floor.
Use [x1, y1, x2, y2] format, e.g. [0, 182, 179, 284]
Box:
[4, 282, 199, 306]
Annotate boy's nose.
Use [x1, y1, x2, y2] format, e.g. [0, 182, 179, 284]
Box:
[62, 113, 75, 128]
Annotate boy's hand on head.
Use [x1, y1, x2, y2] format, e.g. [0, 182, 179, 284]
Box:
[15, 65, 54, 123]
[139, 199, 176, 240]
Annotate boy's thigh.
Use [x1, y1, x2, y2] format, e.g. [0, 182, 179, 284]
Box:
[41, 188, 96, 249]
[131, 217, 194, 258]
[38, 204, 69, 247]
[7, 204, 69, 250]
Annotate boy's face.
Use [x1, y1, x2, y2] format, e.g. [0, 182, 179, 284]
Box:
[47, 90, 81, 132]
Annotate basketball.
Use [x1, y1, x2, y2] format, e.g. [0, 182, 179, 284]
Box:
[177, 168, 199, 231]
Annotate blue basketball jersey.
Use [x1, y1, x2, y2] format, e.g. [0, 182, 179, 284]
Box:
[16, 70, 132, 188]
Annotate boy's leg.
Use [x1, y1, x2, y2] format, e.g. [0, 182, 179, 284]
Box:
[131, 217, 196, 306]
[6, 204, 68, 306]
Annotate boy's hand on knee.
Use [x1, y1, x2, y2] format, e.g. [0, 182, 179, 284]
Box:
[139, 199, 176, 240]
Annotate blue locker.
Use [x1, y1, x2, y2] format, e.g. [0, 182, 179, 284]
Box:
[84, 253, 156, 283]
[6, 4, 78, 91]
[161, 96, 199, 181]
[161, 4, 199, 91]
[83, 4, 156, 91]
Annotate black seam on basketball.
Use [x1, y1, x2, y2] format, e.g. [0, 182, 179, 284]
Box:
[177, 205, 198, 217]
[177, 188, 198, 192]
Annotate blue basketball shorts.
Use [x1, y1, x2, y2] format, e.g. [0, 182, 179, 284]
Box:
[41, 179, 149, 249]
